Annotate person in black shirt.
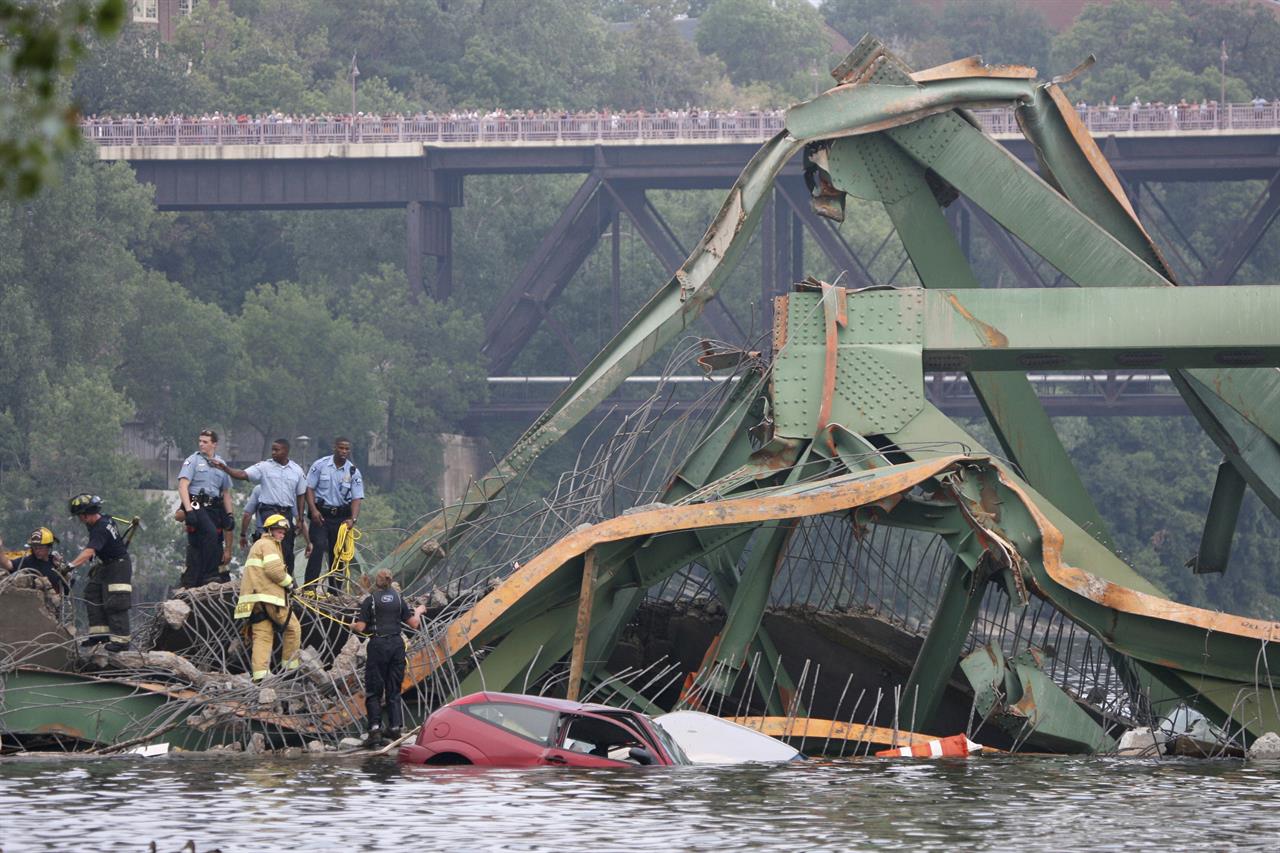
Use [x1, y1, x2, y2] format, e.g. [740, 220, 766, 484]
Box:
[351, 569, 425, 746]
[65, 493, 133, 652]
[0, 527, 71, 594]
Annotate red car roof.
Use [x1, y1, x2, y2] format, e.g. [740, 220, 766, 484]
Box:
[453, 691, 637, 716]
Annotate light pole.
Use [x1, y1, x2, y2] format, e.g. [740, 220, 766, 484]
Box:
[1220, 40, 1228, 128]
[296, 435, 311, 469]
[349, 52, 360, 117]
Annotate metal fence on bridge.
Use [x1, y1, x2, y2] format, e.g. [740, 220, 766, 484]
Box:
[80, 102, 1280, 147]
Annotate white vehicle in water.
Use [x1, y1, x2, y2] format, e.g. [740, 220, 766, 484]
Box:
[653, 710, 804, 764]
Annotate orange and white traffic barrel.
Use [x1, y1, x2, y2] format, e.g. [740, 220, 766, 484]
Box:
[876, 733, 984, 758]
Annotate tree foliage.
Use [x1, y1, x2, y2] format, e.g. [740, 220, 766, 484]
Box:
[696, 0, 830, 97]
[0, 0, 125, 195]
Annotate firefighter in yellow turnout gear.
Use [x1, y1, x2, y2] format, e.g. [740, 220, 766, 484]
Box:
[234, 514, 301, 681]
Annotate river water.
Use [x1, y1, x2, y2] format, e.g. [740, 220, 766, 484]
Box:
[2, 754, 1278, 852]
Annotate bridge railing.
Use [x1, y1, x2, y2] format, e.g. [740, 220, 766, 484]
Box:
[79, 103, 1280, 147]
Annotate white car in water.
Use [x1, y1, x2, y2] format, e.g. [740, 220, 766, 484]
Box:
[653, 710, 804, 764]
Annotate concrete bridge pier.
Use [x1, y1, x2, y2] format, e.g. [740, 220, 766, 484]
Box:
[439, 432, 487, 506]
[407, 198, 454, 300]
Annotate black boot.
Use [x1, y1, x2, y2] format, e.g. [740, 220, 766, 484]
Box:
[386, 727, 402, 741]
[104, 641, 131, 652]
[79, 636, 108, 648]
[362, 726, 383, 748]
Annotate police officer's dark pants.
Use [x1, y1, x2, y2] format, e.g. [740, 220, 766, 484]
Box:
[181, 506, 222, 588]
[85, 558, 132, 645]
[304, 509, 349, 590]
[257, 507, 297, 574]
[365, 635, 406, 731]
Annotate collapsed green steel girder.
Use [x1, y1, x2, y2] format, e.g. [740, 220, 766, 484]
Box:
[448, 368, 806, 708]
[397, 35, 1280, 751]
[872, 141, 1116, 550]
[379, 132, 806, 578]
[962, 644, 1118, 754]
[775, 287, 1278, 398]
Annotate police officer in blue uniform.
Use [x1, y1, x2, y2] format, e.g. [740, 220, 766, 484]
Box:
[352, 568, 425, 746]
[215, 438, 309, 575]
[177, 428, 234, 588]
[65, 494, 132, 651]
[304, 437, 364, 591]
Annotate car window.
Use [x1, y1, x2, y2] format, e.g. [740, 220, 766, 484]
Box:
[464, 702, 558, 745]
[643, 717, 690, 765]
[559, 714, 651, 762]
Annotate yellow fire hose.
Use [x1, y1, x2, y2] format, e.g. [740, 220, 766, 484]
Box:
[297, 522, 360, 597]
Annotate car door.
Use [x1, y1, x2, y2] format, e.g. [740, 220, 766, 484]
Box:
[538, 711, 665, 767]
[459, 700, 559, 766]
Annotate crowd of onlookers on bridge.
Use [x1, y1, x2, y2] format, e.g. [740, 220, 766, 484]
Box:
[81, 107, 788, 124]
[77, 97, 1279, 144]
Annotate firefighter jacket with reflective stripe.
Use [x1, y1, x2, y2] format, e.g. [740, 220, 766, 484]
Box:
[234, 535, 292, 619]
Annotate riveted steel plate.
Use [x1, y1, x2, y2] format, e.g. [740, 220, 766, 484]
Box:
[889, 111, 966, 167]
[827, 134, 919, 204]
[774, 290, 925, 438]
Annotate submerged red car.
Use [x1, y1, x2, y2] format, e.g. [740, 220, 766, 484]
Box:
[399, 691, 691, 767]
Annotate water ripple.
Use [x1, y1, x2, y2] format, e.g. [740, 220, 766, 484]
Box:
[1, 755, 1278, 852]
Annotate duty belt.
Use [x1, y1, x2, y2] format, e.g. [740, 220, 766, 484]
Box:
[259, 504, 293, 515]
[317, 503, 351, 518]
[190, 495, 217, 510]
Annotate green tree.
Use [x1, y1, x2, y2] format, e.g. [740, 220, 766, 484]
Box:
[451, 0, 618, 108]
[695, 0, 829, 97]
[346, 265, 488, 491]
[142, 211, 299, 314]
[1178, 0, 1280, 98]
[116, 273, 246, 450]
[821, 0, 933, 52]
[234, 281, 384, 458]
[1048, 0, 1266, 104]
[72, 21, 213, 116]
[610, 11, 728, 109]
[10, 155, 157, 362]
[1069, 417, 1280, 619]
[0, 0, 125, 195]
[933, 0, 1051, 75]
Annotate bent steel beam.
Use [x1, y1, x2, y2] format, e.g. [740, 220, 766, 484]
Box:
[412, 454, 1280, 735]
[379, 132, 805, 578]
[604, 183, 746, 341]
[483, 172, 614, 372]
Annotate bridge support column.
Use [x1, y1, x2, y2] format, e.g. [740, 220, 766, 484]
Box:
[438, 432, 488, 506]
[407, 201, 453, 300]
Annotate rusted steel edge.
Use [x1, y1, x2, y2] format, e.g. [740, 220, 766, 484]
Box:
[728, 716, 1005, 752]
[995, 470, 1280, 644]
[910, 56, 1037, 83]
[784, 78, 1035, 143]
[406, 455, 1280, 692]
[1037, 84, 1177, 282]
[402, 457, 963, 689]
[815, 282, 842, 440]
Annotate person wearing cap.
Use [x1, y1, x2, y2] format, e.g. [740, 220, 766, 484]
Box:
[233, 513, 301, 682]
[1, 527, 72, 594]
[65, 494, 133, 651]
[213, 438, 308, 575]
[176, 428, 234, 588]
[351, 568, 425, 746]
[304, 437, 363, 591]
